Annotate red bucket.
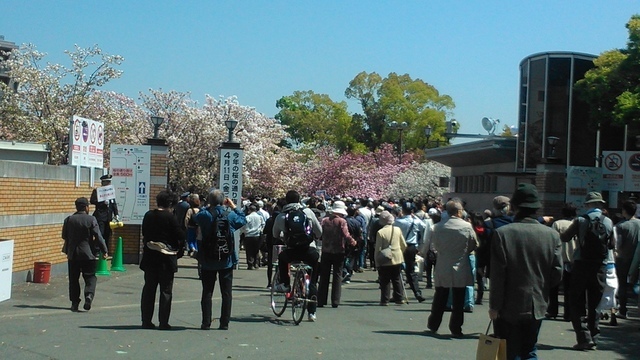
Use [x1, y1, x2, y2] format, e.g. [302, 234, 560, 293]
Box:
[33, 262, 51, 283]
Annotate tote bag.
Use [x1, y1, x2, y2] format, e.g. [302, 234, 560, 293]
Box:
[476, 321, 506, 360]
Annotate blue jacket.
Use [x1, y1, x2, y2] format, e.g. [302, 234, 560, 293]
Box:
[195, 205, 246, 270]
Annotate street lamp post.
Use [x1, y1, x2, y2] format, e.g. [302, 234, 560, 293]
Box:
[149, 116, 165, 139]
[389, 121, 408, 163]
[224, 118, 238, 143]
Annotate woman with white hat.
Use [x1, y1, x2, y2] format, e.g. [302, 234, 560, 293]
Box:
[317, 201, 357, 308]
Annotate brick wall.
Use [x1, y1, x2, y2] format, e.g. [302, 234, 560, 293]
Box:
[0, 141, 168, 282]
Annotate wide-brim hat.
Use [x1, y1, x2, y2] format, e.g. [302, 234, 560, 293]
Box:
[100, 174, 112, 181]
[584, 191, 605, 204]
[332, 200, 348, 216]
[511, 183, 541, 209]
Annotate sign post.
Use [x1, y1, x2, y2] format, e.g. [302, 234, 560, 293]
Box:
[110, 145, 151, 224]
[69, 115, 104, 168]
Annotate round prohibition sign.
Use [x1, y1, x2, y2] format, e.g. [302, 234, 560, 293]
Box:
[90, 123, 97, 144]
[605, 153, 623, 171]
[73, 119, 81, 141]
[97, 125, 103, 146]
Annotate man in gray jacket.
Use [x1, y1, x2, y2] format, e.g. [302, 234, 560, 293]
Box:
[489, 184, 563, 359]
[62, 197, 109, 312]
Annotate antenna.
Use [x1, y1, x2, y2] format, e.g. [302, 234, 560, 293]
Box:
[481, 117, 500, 135]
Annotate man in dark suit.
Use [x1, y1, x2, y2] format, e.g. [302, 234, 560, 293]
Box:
[489, 184, 563, 360]
[62, 197, 109, 312]
[90, 174, 119, 252]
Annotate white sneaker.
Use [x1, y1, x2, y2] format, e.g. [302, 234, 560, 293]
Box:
[273, 283, 290, 293]
[308, 312, 316, 322]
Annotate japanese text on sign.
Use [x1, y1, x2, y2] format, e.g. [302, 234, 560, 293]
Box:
[218, 148, 244, 208]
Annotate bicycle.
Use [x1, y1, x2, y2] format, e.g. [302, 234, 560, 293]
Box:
[270, 260, 315, 325]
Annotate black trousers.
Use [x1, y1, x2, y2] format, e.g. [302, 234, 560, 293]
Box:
[428, 287, 465, 334]
[201, 267, 233, 327]
[367, 241, 376, 268]
[378, 264, 404, 303]
[244, 236, 263, 269]
[403, 245, 423, 299]
[68, 259, 97, 304]
[278, 247, 319, 314]
[615, 258, 631, 315]
[495, 317, 543, 360]
[548, 269, 572, 318]
[141, 267, 175, 326]
[97, 220, 112, 252]
[569, 261, 605, 344]
[318, 252, 345, 307]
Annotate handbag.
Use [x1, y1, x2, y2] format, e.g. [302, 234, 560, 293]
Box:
[476, 321, 506, 360]
[376, 227, 395, 266]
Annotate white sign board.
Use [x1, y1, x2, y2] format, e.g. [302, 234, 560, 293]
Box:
[96, 185, 116, 202]
[566, 166, 602, 210]
[110, 145, 151, 224]
[602, 151, 625, 192]
[218, 148, 244, 208]
[0, 240, 14, 302]
[625, 152, 640, 192]
[69, 115, 104, 168]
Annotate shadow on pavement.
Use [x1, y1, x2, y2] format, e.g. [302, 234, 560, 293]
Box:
[14, 304, 70, 311]
[80, 325, 189, 331]
[232, 314, 272, 323]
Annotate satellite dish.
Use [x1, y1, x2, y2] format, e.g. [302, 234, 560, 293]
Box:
[481, 117, 499, 135]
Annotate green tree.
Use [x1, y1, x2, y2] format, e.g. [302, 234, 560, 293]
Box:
[275, 90, 365, 153]
[345, 71, 455, 151]
[576, 15, 640, 127]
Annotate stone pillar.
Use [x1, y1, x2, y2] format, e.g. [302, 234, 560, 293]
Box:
[536, 162, 566, 218]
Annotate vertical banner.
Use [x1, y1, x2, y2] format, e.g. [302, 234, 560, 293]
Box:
[566, 166, 602, 210]
[110, 145, 151, 224]
[218, 148, 244, 208]
[602, 151, 625, 192]
[69, 115, 104, 168]
[625, 152, 640, 193]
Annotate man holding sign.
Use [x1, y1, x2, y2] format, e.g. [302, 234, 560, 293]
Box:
[90, 174, 120, 252]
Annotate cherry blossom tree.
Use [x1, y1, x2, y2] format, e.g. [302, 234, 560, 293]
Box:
[0, 44, 124, 164]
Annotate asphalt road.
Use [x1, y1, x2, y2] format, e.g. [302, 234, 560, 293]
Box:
[1, 256, 639, 360]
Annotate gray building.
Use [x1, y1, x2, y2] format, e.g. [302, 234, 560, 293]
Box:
[428, 51, 597, 215]
[0, 35, 18, 93]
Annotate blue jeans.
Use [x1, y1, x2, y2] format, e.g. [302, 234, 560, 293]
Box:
[466, 254, 476, 309]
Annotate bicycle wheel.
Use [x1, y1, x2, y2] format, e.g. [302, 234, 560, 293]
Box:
[291, 270, 307, 325]
[270, 266, 287, 316]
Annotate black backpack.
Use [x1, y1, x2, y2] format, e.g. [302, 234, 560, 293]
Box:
[200, 208, 233, 261]
[579, 214, 610, 261]
[284, 208, 313, 249]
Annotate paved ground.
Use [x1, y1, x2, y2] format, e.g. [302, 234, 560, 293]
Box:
[1, 256, 639, 360]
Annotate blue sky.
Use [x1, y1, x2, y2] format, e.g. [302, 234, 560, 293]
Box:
[3, 1, 638, 142]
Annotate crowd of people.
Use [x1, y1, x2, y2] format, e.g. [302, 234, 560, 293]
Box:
[61, 183, 640, 359]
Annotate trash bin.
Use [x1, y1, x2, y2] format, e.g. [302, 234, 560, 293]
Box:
[33, 262, 51, 283]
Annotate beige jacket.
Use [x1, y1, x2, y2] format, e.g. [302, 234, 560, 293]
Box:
[431, 216, 478, 287]
[375, 225, 407, 266]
